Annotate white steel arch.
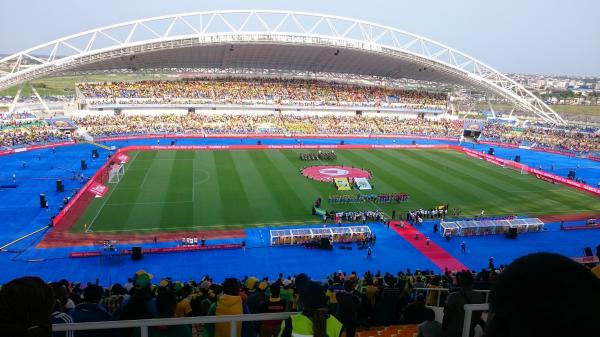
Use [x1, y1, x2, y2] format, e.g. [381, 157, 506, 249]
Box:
[0, 10, 566, 124]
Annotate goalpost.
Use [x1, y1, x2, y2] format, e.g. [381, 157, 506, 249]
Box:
[108, 164, 125, 183]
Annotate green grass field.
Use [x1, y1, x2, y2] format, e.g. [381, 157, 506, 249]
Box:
[72, 149, 600, 233]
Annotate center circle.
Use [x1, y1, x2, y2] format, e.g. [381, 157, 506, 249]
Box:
[302, 165, 371, 182]
[318, 168, 350, 176]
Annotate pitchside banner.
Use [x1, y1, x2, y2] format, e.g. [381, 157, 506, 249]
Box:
[117, 153, 130, 163]
[528, 168, 600, 196]
[88, 181, 109, 198]
[462, 148, 600, 197]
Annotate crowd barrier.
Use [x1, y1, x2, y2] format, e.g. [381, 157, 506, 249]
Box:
[53, 312, 292, 337]
[412, 287, 490, 307]
[463, 304, 490, 337]
[68, 243, 243, 258]
[563, 224, 600, 231]
[51, 296, 490, 337]
[120, 243, 242, 255]
[478, 140, 520, 149]
[69, 251, 102, 258]
[572, 256, 599, 264]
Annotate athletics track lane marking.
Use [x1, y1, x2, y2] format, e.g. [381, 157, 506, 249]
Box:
[390, 221, 467, 272]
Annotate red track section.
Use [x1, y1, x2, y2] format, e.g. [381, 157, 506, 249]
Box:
[37, 228, 245, 248]
[538, 213, 600, 223]
[390, 221, 467, 272]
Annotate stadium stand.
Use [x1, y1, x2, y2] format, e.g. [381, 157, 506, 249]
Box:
[76, 79, 448, 110]
[1, 111, 598, 153]
[0, 120, 69, 147]
[480, 123, 600, 153]
[2, 9, 598, 337]
[0, 253, 598, 337]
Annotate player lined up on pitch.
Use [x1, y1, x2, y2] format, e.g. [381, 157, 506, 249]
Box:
[299, 150, 337, 161]
[327, 193, 409, 204]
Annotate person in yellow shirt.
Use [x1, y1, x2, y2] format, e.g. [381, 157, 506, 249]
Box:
[175, 284, 193, 317]
[364, 278, 379, 307]
[425, 276, 442, 306]
[591, 264, 600, 279]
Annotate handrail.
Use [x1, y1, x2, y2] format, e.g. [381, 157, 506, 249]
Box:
[52, 302, 492, 337]
[462, 303, 490, 337]
[412, 287, 490, 307]
[53, 312, 294, 337]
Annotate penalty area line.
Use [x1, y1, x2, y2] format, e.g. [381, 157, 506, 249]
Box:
[87, 151, 138, 232]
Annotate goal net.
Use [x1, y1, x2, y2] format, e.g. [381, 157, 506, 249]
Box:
[108, 164, 125, 183]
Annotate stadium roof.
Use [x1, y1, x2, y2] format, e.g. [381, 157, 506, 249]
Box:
[0, 10, 565, 124]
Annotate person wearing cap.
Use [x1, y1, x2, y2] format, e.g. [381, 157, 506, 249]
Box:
[441, 271, 484, 337]
[245, 277, 259, 295]
[279, 281, 343, 337]
[247, 278, 269, 314]
[259, 283, 289, 337]
[175, 284, 193, 318]
[120, 270, 158, 326]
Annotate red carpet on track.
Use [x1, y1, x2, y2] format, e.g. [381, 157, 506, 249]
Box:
[390, 221, 467, 272]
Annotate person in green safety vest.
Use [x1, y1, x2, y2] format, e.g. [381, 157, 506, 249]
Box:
[278, 281, 342, 337]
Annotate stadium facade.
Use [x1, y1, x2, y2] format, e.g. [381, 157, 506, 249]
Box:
[0, 10, 566, 124]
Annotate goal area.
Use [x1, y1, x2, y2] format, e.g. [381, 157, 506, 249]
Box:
[108, 164, 125, 183]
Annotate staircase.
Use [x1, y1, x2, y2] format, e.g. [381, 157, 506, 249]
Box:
[84, 141, 113, 150]
[75, 128, 113, 150]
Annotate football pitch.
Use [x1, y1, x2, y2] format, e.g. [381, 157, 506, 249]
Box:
[73, 149, 600, 233]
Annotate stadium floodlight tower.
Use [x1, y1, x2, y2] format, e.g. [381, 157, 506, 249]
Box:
[0, 10, 566, 125]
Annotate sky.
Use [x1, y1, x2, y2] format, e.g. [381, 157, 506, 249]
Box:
[0, 0, 599, 76]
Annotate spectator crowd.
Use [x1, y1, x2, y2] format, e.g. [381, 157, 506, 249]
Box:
[77, 79, 448, 110]
[0, 120, 69, 148]
[0, 253, 598, 337]
[480, 122, 599, 153]
[71, 114, 464, 139]
[1, 111, 598, 154]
